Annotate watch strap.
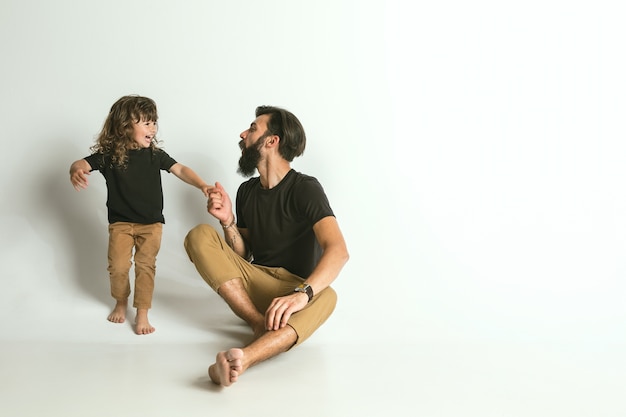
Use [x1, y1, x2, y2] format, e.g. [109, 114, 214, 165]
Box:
[294, 283, 314, 302]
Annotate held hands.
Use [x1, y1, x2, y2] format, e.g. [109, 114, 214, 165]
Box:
[265, 291, 309, 331]
[206, 181, 233, 224]
[199, 184, 212, 198]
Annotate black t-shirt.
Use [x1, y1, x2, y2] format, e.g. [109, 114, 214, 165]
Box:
[236, 169, 335, 278]
[84, 148, 177, 224]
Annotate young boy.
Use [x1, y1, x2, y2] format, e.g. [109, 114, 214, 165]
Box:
[69, 95, 211, 334]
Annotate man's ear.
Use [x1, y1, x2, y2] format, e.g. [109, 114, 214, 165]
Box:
[266, 135, 280, 147]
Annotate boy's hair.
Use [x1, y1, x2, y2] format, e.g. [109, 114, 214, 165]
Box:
[91, 95, 159, 167]
[255, 106, 306, 162]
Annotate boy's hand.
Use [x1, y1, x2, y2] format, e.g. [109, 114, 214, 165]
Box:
[69, 159, 92, 191]
[199, 184, 212, 198]
[70, 168, 90, 191]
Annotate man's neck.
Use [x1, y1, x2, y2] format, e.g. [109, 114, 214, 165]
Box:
[258, 159, 291, 189]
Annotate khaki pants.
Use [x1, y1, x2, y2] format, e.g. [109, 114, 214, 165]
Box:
[107, 222, 162, 309]
[184, 224, 337, 346]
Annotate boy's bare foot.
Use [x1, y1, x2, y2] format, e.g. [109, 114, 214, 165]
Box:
[135, 308, 155, 335]
[208, 348, 244, 387]
[107, 300, 127, 323]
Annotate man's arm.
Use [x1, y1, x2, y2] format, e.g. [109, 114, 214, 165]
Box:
[301, 215, 349, 297]
[265, 215, 349, 330]
[169, 162, 211, 197]
[206, 181, 251, 260]
[222, 218, 252, 261]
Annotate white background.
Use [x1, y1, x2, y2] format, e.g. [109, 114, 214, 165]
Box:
[1, 1, 625, 416]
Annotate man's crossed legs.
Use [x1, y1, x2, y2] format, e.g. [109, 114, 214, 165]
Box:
[184, 224, 336, 386]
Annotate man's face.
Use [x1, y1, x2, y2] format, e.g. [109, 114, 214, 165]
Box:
[237, 115, 271, 177]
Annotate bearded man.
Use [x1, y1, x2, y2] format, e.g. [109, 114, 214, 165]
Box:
[184, 106, 349, 386]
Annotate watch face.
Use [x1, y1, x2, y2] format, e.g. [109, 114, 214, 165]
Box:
[295, 284, 312, 300]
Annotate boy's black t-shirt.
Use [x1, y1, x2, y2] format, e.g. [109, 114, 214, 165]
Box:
[235, 169, 335, 278]
[84, 148, 177, 224]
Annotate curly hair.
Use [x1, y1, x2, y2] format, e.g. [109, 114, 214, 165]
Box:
[90, 95, 159, 167]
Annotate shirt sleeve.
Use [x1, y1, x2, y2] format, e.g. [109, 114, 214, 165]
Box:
[156, 149, 177, 171]
[293, 177, 335, 226]
[83, 153, 106, 171]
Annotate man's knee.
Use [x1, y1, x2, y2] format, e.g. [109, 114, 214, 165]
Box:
[185, 223, 218, 245]
[317, 286, 337, 311]
[184, 224, 218, 258]
[289, 286, 338, 346]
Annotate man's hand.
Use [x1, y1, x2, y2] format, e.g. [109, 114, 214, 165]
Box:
[207, 181, 233, 224]
[265, 292, 309, 331]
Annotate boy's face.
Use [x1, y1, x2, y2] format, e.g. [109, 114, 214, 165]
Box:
[132, 119, 157, 148]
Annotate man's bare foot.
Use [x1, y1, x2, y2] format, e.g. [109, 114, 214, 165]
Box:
[208, 348, 244, 387]
[135, 308, 155, 335]
[107, 300, 127, 323]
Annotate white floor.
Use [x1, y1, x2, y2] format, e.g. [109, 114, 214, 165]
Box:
[1, 269, 625, 417]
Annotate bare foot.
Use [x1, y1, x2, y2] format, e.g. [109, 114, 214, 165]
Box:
[208, 348, 244, 386]
[135, 308, 155, 335]
[107, 300, 127, 323]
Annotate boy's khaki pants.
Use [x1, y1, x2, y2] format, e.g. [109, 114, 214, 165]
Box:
[108, 222, 162, 309]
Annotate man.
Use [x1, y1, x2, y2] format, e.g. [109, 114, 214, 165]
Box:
[184, 106, 349, 387]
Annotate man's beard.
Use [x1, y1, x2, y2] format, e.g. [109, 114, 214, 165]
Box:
[237, 135, 266, 177]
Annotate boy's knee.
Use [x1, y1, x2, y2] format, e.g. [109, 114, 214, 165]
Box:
[107, 261, 131, 276]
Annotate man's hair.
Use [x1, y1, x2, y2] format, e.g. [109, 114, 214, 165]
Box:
[91, 95, 159, 167]
[255, 106, 306, 162]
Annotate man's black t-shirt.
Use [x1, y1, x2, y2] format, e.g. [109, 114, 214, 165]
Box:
[84, 148, 176, 224]
[235, 169, 334, 278]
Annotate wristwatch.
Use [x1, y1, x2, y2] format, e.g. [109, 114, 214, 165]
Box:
[294, 283, 314, 302]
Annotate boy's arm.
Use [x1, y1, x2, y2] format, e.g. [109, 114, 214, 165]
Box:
[169, 162, 211, 197]
[69, 159, 93, 191]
